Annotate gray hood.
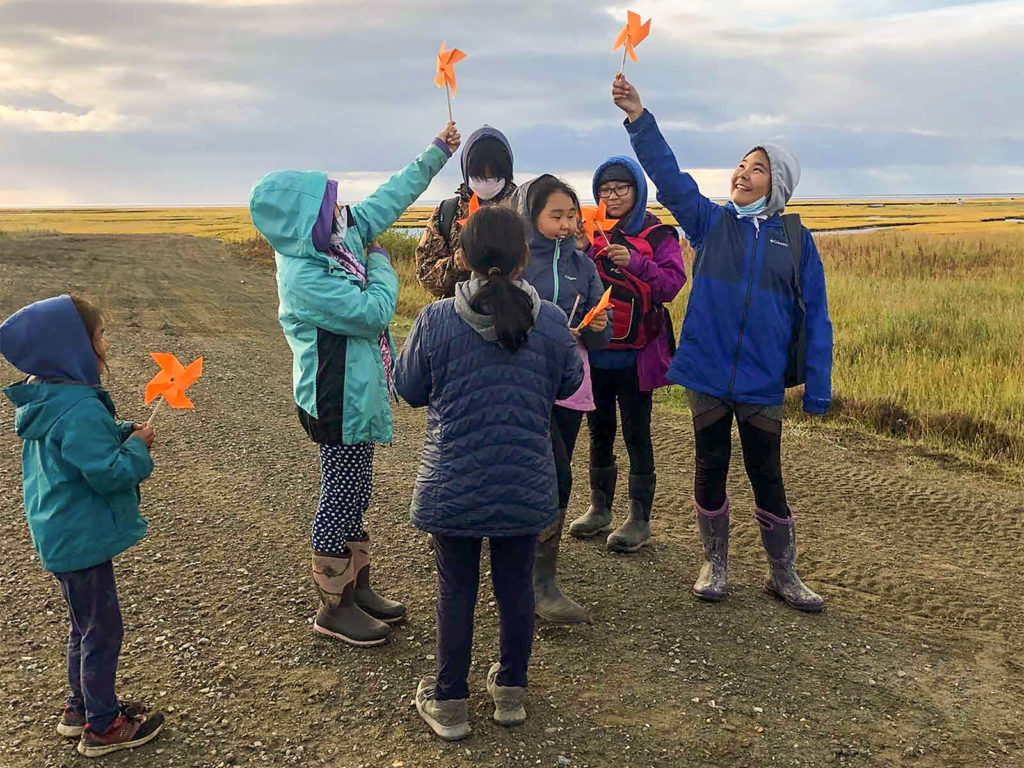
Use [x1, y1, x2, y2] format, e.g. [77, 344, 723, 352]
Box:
[454, 277, 542, 343]
[750, 143, 801, 217]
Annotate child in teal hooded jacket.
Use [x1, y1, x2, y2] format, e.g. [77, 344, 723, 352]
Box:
[249, 122, 461, 648]
[1, 294, 165, 756]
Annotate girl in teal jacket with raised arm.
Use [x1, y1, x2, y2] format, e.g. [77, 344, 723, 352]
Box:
[250, 122, 461, 647]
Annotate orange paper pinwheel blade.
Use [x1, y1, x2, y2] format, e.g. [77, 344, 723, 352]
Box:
[456, 194, 481, 227]
[162, 390, 195, 409]
[578, 287, 613, 329]
[612, 26, 629, 53]
[145, 353, 203, 407]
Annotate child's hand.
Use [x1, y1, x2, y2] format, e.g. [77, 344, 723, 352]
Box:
[612, 74, 644, 123]
[589, 309, 610, 333]
[604, 244, 631, 268]
[438, 122, 462, 154]
[570, 327, 581, 339]
[130, 424, 156, 450]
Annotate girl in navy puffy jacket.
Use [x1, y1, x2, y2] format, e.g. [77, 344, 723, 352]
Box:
[613, 74, 833, 613]
[397, 206, 583, 741]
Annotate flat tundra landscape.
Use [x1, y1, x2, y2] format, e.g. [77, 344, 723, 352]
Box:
[0, 204, 1022, 767]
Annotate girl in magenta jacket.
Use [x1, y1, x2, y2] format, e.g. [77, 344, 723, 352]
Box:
[570, 156, 686, 553]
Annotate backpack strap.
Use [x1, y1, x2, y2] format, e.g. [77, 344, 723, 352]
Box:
[438, 195, 461, 245]
[781, 213, 803, 295]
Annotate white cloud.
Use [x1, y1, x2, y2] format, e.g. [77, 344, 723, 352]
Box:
[0, 105, 139, 132]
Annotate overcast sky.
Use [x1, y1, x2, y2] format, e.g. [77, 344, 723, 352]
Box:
[1, 0, 1021, 206]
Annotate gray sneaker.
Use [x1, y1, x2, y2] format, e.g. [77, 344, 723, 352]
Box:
[415, 676, 470, 741]
[486, 662, 526, 726]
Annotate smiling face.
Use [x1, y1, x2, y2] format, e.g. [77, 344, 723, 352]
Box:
[598, 181, 637, 219]
[535, 190, 579, 240]
[730, 149, 772, 207]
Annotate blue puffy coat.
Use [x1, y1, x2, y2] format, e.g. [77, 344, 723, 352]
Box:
[625, 110, 833, 411]
[395, 287, 583, 537]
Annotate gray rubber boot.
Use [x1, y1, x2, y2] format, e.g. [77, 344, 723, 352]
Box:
[486, 662, 526, 726]
[569, 464, 617, 539]
[692, 498, 730, 601]
[755, 507, 824, 613]
[607, 473, 655, 553]
[347, 535, 407, 625]
[311, 552, 391, 646]
[533, 511, 588, 624]
[415, 676, 470, 741]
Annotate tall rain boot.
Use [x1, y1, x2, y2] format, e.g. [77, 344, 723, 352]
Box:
[692, 498, 729, 601]
[348, 535, 407, 625]
[607, 473, 655, 553]
[533, 511, 588, 624]
[311, 551, 391, 646]
[755, 507, 824, 613]
[569, 464, 617, 539]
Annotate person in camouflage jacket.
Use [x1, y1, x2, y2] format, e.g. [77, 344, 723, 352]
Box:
[416, 125, 518, 298]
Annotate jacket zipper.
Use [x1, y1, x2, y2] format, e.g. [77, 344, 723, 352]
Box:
[727, 225, 759, 397]
[552, 238, 562, 305]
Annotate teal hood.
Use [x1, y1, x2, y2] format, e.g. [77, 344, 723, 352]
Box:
[5, 381, 100, 441]
[249, 170, 329, 258]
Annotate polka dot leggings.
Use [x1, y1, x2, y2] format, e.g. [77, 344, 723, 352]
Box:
[311, 442, 374, 556]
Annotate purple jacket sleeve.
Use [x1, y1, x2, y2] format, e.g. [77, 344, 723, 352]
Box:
[626, 230, 687, 305]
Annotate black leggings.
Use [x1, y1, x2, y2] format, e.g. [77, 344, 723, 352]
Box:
[551, 406, 584, 510]
[693, 411, 789, 517]
[587, 367, 655, 475]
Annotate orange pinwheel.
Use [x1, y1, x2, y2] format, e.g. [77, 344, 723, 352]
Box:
[613, 10, 652, 70]
[456, 192, 481, 227]
[434, 41, 467, 121]
[575, 287, 613, 331]
[145, 353, 203, 409]
[580, 200, 619, 243]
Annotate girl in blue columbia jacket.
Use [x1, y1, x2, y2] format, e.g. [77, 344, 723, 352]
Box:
[513, 175, 611, 625]
[397, 205, 583, 740]
[613, 74, 833, 613]
[249, 122, 461, 647]
[1, 295, 164, 757]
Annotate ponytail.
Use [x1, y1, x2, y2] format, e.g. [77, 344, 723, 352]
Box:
[460, 207, 535, 353]
[469, 271, 535, 353]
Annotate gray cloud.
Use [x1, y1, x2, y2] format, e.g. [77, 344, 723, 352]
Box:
[0, 0, 1021, 204]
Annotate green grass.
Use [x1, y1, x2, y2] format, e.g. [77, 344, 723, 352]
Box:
[230, 227, 1024, 472]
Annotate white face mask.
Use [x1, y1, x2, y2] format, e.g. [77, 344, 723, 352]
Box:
[468, 177, 506, 201]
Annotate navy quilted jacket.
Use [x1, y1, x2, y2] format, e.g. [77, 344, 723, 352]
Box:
[396, 297, 583, 537]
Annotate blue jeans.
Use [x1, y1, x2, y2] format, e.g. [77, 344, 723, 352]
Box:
[53, 560, 123, 733]
[433, 534, 538, 700]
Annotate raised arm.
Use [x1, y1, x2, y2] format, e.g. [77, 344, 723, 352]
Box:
[349, 123, 461, 244]
[612, 76, 720, 247]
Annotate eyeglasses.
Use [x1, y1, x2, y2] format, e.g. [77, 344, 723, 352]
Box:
[598, 184, 634, 199]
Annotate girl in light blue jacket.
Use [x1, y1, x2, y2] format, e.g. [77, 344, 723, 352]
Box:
[249, 122, 460, 648]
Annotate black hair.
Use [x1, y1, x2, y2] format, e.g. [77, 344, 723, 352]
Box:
[466, 136, 513, 181]
[460, 206, 535, 353]
[527, 175, 579, 224]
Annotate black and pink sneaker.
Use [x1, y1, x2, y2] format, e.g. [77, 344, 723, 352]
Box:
[57, 704, 86, 738]
[77, 703, 164, 758]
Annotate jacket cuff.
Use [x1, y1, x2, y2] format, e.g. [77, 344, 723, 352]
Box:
[626, 249, 648, 275]
[802, 396, 831, 415]
[431, 137, 453, 159]
[624, 108, 655, 135]
[368, 245, 390, 259]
